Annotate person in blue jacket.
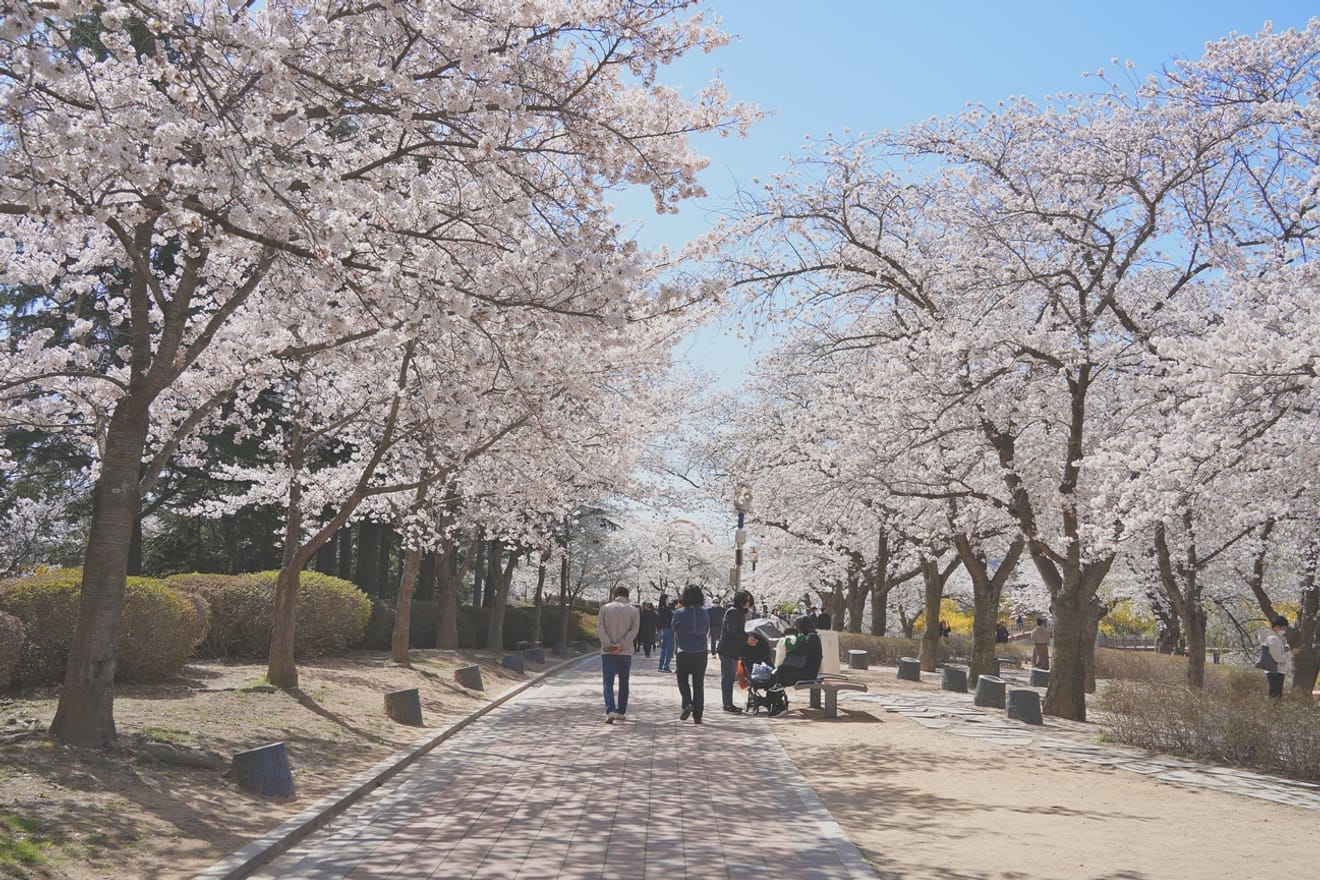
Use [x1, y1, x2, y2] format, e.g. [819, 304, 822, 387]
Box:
[671, 584, 711, 723]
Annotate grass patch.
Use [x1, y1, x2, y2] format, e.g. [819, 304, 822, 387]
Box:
[0, 812, 52, 878]
[140, 725, 190, 745]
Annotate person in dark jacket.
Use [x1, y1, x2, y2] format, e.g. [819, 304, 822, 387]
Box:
[716, 590, 753, 713]
[671, 584, 710, 723]
[656, 596, 675, 672]
[814, 608, 832, 631]
[707, 601, 727, 654]
[637, 602, 658, 658]
[776, 615, 823, 687]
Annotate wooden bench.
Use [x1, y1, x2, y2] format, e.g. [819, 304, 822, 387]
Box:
[793, 674, 869, 719]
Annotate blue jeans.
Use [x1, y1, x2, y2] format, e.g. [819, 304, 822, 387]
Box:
[657, 629, 674, 670]
[720, 653, 739, 709]
[601, 652, 633, 714]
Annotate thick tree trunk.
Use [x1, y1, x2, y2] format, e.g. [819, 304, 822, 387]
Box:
[268, 475, 306, 689]
[845, 554, 866, 633]
[417, 551, 436, 601]
[336, 527, 354, 580]
[50, 405, 150, 748]
[392, 546, 422, 665]
[918, 560, 944, 672]
[435, 537, 459, 650]
[869, 590, 888, 636]
[355, 522, 381, 597]
[532, 551, 548, 645]
[1044, 589, 1086, 720]
[315, 529, 338, 574]
[1185, 605, 1207, 689]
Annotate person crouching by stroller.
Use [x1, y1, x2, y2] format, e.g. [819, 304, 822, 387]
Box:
[776, 615, 823, 687]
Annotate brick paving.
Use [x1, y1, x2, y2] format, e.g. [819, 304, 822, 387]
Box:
[241, 656, 877, 880]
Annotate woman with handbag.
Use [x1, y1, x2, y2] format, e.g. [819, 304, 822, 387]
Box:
[1259, 615, 1300, 699]
[716, 590, 753, 713]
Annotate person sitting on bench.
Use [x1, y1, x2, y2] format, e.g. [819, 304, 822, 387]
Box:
[775, 615, 823, 687]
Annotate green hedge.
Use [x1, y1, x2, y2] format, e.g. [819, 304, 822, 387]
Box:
[0, 568, 208, 687]
[166, 570, 370, 659]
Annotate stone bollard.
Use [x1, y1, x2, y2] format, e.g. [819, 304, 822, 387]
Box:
[941, 665, 968, 693]
[974, 675, 1006, 709]
[502, 654, 526, 674]
[897, 657, 921, 682]
[573, 640, 589, 654]
[384, 688, 423, 726]
[455, 665, 484, 691]
[847, 649, 869, 670]
[527, 648, 546, 664]
[1006, 688, 1043, 725]
[993, 657, 1004, 677]
[1030, 667, 1050, 688]
[231, 742, 295, 800]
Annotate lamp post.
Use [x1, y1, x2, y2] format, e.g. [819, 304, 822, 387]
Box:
[732, 482, 753, 589]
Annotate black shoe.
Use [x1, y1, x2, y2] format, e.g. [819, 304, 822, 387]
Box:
[723, 705, 743, 714]
[693, 717, 703, 724]
[680, 705, 693, 721]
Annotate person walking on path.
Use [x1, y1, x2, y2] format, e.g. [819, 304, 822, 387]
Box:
[1031, 617, 1051, 670]
[707, 600, 726, 654]
[1260, 614, 1300, 699]
[717, 590, 753, 714]
[671, 584, 710, 723]
[637, 602, 658, 659]
[656, 595, 675, 672]
[597, 586, 640, 723]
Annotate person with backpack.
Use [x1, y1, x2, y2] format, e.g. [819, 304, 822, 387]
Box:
[670, 584, 710, 724]
[1259, 615, 1300, 699]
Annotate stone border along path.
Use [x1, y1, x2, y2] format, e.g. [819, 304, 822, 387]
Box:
[237, 654, 878, 880]
[841, 669, 1320, 812]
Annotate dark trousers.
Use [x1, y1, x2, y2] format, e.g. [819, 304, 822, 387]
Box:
[675, 651, 708, 720]
[1266, 671, 1285, 699]
[601, 653, 632, 714]
[719, 653, 739, 709]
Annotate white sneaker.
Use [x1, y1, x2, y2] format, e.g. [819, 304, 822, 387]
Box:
[605, 712, 616, 723]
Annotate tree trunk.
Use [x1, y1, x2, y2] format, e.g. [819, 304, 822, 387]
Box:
[532, 551, 548, 645]
[1185, 604, 1207, 689]
[954, 534, 1022, 685]
[486, 545, 520, 653]
[392, 546, 422, 665]
[435, 537, 459, 650]
[918, 559, 944, 672]
[377, 524, 395, 600]
[417, 551, 436, 601]
[845, 553, 866, 633]
[336, 527, 354, 580]
[472, 539, 487, 607]
[355, 522, 381, 597]
[315, 528, 338, 574]
[558, 554, 571, 649]
[127, 516, 144, 576]
[268, 471, 306, 690]
[50, 403, 150, 748]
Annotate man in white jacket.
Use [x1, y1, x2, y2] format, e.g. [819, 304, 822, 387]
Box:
[597, 587, 640, 723]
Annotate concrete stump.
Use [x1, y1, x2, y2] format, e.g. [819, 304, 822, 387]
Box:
[974, 675, 1006, 709]
[993, 657, 1005, 676]
[941, 665, 968, 693]
[1006, 688, 1043, 725]
[527, 648, 546, 664]
[1030, 667, 1050, 688]
[502, 653, 525, 674]
[897, 657, 921, 682]
[231, 742, 294, 800]
[573, 640, 589, 654]
[384, 688, 423, 726]
[455, 665, 484, 691]
[847, 650, 869, 670]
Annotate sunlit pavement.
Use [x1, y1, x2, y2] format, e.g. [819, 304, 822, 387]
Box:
[241, 655, 876, 880]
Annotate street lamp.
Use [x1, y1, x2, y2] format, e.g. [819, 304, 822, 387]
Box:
[732, 482, 752, 589]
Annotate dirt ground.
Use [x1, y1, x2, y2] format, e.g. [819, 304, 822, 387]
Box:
[0, 649, 544, 880]
[2, 652, 1314, 880]
[768, 665, 1314, 880]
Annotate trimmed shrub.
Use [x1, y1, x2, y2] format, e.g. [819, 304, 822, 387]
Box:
[0, 612, 22, 690]
[0, 568, 208, 687]
[1097, 680, 1320, 782]
[167, 570, 370, 659]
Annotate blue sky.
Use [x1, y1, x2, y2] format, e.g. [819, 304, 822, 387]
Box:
[614, 0, 1319, 383]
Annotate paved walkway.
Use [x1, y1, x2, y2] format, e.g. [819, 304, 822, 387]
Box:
[243, 655, 877, 880]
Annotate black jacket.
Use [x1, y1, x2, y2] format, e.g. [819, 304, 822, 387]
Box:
[716, 605, 748, 657]
[776, 632, 823, 686]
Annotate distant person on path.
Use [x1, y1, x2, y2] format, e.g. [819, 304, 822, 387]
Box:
[637, 602, 658, 659]
[1031, 618, 1050, 670]
[939, 619, 951, 639]
[656, 595, 675, 672]
[995, 622, 1010, 644]
[717, 590, 754, 714]
[707, 600, 727, 654]
[671, 584, 710, 723]
[1260, 615, 1299, 700]
[597, 586, 640, 723]
[814, 606, 832, 631]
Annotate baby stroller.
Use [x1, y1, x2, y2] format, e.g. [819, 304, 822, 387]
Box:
[745, 661, 789, 716]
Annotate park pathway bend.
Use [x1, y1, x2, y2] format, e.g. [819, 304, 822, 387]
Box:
[244, 654, 877, 880]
